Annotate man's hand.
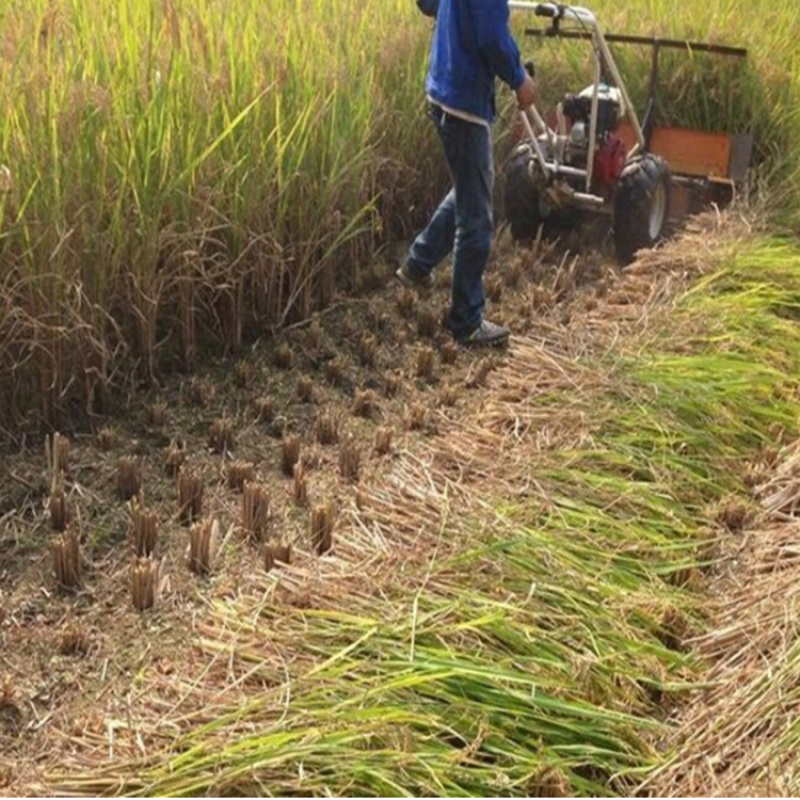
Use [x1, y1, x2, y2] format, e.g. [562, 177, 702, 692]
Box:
[516, 74, 537, 109]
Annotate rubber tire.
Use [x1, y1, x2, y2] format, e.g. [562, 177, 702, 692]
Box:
[504, 148, 544, 243]
[613, 154, 671, 265]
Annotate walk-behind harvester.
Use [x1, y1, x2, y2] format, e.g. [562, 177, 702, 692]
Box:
[505, 2, 752, 263]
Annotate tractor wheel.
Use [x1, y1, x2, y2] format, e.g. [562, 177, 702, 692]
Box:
[613, 154, 671, 265]
[504, 147, 544, 243]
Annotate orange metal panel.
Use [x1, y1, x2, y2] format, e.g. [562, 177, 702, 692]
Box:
[617, 122, 733, 178]
[650, 127, 732, 178]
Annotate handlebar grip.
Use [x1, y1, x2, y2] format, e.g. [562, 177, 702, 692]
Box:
[534, 3, 557, 17]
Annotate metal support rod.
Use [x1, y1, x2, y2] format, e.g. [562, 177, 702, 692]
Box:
[586, 42, 602, 192]
[522, 28, 748, 58]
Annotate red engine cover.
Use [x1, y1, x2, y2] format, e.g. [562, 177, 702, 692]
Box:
[592, 134, 627, 188]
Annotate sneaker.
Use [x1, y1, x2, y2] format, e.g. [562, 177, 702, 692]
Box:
[396, 262, 435, 291]
[456, 319, 510, 348]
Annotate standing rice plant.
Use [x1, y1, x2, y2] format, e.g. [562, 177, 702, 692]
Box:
[0, 0, 440, 435]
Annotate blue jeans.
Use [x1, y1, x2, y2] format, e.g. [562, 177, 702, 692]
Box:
[406, 103, 495, 340]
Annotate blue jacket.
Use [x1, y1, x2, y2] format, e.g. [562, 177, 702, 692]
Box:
[417, 0, 526, 123]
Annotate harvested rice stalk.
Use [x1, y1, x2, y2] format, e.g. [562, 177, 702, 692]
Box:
[339, 434, 361, 483]
[264, 542, 292, 572]
[282, 434, 301, 477]
[505, 260, 522, 288]
[59, 628, 91, 657]
[177, 467, 204, 526]
[48, 482, 72, 532]
[353, 389, 378, 419]
[296, 377, 315, 404]
[324, 357, 345, 387]
[145, 401, 168, 427]
[714, 496, 754, 532]
[164, 441, 186, 478]
[438, 382, 459, 408]
[46, 432, 70, 486]
[293, 463, 309, 506]
[301, 444, 322, 471]
[397, 289, 415, 319]
[340, 314, 356, 340]
[485, 274, 503, 303]
[96, 426, 117, 451]
[416, 307, 438, 339]
[315, 409, 340, 446]
[51, 528, 81, 590]
[242, 481, 271, 541]
[209, 417, 236, 454]
[130, 558, 162, 611]
[465, 357, 496, 390]
[405, 403, 427, 431]
[530, 284, 556, 313]
[366, 300, 389, 331]
[273, 343, 293, 369]
[384, 374, 400, 398]
[254, 396, 276, 424]
[439, 341, 458, 365]
[356, 334, 378, 367]
[416, 347, 435, 381]
[225, 461, 255, 492]
[305, 320, 323, 350]
[116, 457, 142, 502]
[235, 359, 255, 388]
[310, 501, 336, 555]
[374, 426, 394, 455]
[189, 377, 214, 407]
[129, 495, 158, 557]
[188, 518, 219, 575]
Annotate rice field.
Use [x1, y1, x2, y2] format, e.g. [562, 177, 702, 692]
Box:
[1, 0, 799, 434]
[2, 0, 800, 796]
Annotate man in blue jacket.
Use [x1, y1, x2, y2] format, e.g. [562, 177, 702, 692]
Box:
[398, 0, 537, 347]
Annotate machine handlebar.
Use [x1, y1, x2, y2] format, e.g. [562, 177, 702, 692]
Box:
[534, 3, 559, 18]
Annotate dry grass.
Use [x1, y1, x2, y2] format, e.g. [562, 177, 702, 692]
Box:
[644, 519, 800, 797]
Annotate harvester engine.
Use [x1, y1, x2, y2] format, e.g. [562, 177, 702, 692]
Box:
[562, 86, 626, 192]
